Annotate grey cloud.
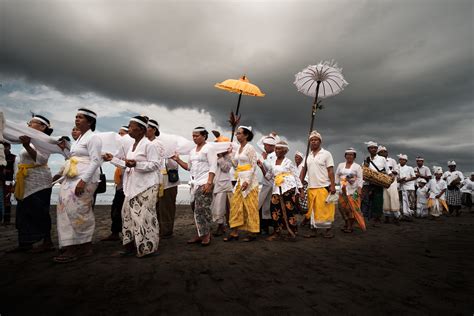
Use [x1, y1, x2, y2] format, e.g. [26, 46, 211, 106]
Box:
[1, 0, 473, 170]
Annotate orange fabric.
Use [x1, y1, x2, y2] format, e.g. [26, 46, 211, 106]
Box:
[114, 167, 122, 185]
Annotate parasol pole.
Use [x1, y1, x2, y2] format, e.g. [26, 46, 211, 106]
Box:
[301, 80, 321, 182]
[230, 91, 243, 142]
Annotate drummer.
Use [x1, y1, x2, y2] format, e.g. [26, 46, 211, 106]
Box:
[361, 141, 393, 226]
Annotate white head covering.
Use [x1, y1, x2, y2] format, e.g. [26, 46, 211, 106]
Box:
[238, 125, 252, 132]
[308, 130, 322, 141]
[129, 117, 148, 128]
[345, 147, 356, 154]
[193, 127, 207, 133]
[77, 108, 97, 119]
[275, 141, 289, 149]
[295, 151, 304, 158]
[120, 125, 129, 132]
[448, 160, 456, 166]
[418, 178, 427, 184]
[377, 146, 387, 153]
[434, 166, 443, 174]
[416, 156, 424, 161]
[397, 153, 408, 160]
[262, 135, 276, 146]
[365, 141, 378, 148]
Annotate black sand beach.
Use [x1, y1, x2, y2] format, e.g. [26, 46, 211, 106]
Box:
[0, 205, 473, 315]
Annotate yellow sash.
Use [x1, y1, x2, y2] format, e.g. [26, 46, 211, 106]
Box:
[62, 157, 90, 178]
[14, 164, 42, 200]
[234, 164, 251, 179]
[275, 172, 291, 187]
[427, 198, 449, 212]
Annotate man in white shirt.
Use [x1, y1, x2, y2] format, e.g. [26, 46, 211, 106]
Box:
[397, 154, 417, 220]
[377, 146, 401, 224]
[301, 131, 336, 238]
[362, 141, 392, 225]
[415, 156, 432, 182]
[442, 160, 464, 216]
[257, 135, 277, 235]
[461, 172, 473, 213]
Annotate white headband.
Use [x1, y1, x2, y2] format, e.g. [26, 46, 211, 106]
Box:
[262, 136, 276, 145]
[365, 141, 378, 148]
[448, 160, 456, 166]
[295, 151, 304, 158]
[377, 146, 387, 153]
[309, 130, 322, 141]
[345, 148, 356, 154]
[416, 156, 424, 161]
[275, 142, 289, 149]
[129, 117, 148, 128]
[193, 127, 207, 133]
[77, 110, 97, 119]
[148, 121, 159, 129]
[397, 154, 408, 160]
[30, 116, 50, 127]
[120, 126, 129, 131]
[238, 125, 252, 132]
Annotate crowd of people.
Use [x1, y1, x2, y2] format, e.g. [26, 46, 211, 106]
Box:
[0, 109, 472, 263]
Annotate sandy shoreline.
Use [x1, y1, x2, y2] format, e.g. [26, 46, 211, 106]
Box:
[0, 205, 473, 315]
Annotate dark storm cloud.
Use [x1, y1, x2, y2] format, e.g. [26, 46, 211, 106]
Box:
[1, 0, 473, 170]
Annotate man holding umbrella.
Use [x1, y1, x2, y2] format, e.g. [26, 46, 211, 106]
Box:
[302, 131, 336, 239]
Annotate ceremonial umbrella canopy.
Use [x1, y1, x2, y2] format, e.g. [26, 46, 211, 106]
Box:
[215, 75, 265, 141]
[294, 61, 348, 162]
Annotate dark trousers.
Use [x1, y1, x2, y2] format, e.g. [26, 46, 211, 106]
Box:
[157, 186, 178, 237]
[361, 184, 383, 220]
[16, 188, 52, 246]
[111, 188, 125, 234]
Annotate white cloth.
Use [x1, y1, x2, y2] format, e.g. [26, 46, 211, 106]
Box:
[18, 144, 52, 199]
[415, 165, 432, 178]
[386, 157, 399, 174]
[213, 155, 233, 193]
[110, 137, 162, 199]
[233, 143, 259, 197]
[398, 164, 416, 191]
[306, 148, 334, 188]
[258, 151, 276, 219]
[188, 143, 218, 187]
[150, 138, 166, 186]
[335, 162, 363, 195]
[68, 129, 102, 183]
[442, 170, 464, 187]
[427, 178, 447, 200]
[264, 157, 303, 195]
[461, 178, 474, 194]
[416, 186, 429, 217]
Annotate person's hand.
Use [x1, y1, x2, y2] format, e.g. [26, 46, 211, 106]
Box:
[256, 160, 263, 168]
[75, 179, 86, 196]
[102, 153, 113, 161]
[58, 139, 67, 151]
[261, 152, 268, 160]
[19, 136, 31, 146]
[203, 182, 213, 194]
[329, 183, 336, 195]
[241, 181, 249, 191]
[171, 153, 180, 162]
[399, 177, 406, 183]
[227, 146, 233, 154]
[125, 159, 136, 168]
[299, 188, 304, 197]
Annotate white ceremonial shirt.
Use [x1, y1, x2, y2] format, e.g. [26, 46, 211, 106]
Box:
[18, 144, 52, 198]
[415, 165, 432, 178]
[189, 143, 218, 187]
[398, 164, 416, 191]
[261, 152, 277, 186]
[264, 157, 303, 195]
[111, 137, 162, 198]
[306, 148, 334, 189]
[233, 143, 259, 193]
[442, 170, 464, 187]
[69, 129, 102, 183]
[213, 155, 233, 194]
[427, 178, 447, 200]
[461, 178, 474, 194]
[335, 162, 363, 195]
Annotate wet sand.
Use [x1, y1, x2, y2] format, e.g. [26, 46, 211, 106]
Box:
[0, 205, 473, 315]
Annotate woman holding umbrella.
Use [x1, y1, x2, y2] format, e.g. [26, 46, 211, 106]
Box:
[335, 148, 365, 233]
[224, 126, 260, 242]
[258, 141, 303, 240]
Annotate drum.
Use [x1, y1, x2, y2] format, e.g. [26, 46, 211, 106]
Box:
[363, 166, 393, 188]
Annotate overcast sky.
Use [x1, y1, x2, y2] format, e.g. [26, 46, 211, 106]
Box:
[1, 0, 473, 176]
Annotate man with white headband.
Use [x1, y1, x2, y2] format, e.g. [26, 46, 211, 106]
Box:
[442, 161, 464, 216]
[426, 167, 448, 218]
[460, 172, 474, 213]
[377, 146, 401, 224]
[397, 154, 417, 220]
[416, 178, 429, 218]
[102, 125, 131, 242]
[415, 156, 432, 182]
[362, 141, 392, 225]
[257, 134, 277, 235]
[303, 130, 336, 238]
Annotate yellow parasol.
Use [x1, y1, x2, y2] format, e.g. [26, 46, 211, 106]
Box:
[214, 75, 265, 141]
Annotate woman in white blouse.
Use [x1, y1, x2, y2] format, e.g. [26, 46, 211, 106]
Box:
[9, 115, 54, 253]
[335, 148, 365, 233]
[224, 126, 260, 242]
[55, 108, 102, 263]
[173, 127, 216, 246]
[259, 141, 303, 241]
[104, 116, 162, 258]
